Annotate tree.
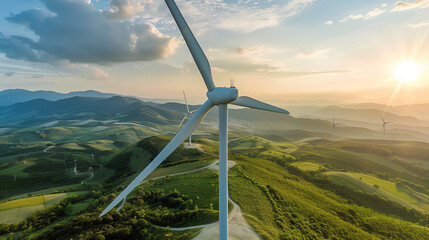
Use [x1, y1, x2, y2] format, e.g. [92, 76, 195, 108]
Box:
[94, 234, 105, 240]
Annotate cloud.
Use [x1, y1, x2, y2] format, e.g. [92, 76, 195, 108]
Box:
[339, 14, 364, 22]
[339, 7, 386, 22]
[233, 46, 264, 56]
[69, 64, 110, 79]
[104, 0, 146, 20]
[408, 21, 429, 27]
[324, 20, 333, 25]
[382, 3, 388, 7]
[0, 0, 178, 65]
[391, 0, 429, 11]
[296, 49, 333, 59]
[365, 8, 385, 19]
[135, 0, 315, 33]
[4, 72, 15, 77]
[187, 47, 346, 78]
[211, 57, 346, 78]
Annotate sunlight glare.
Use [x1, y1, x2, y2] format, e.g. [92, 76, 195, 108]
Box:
[393, 62, 423, 83]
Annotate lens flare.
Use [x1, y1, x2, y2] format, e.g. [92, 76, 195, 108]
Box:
[394, 62, 423, 83]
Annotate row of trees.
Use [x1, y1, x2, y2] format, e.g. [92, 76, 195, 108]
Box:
[0, 187, 217, 239]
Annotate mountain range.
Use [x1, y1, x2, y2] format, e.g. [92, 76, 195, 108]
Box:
[0, 89, 180, 106]
[0, 89, 428, 142]
[0, 89, 117, 106]
[0, 96, 183, 127]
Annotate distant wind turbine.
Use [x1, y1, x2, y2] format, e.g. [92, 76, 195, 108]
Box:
[176, 90, 196, 147]
[381, 115, 392, 139]
[73, 159, 78, 176]
[332, 116, 341, 139]
[100, 1, 290, 240]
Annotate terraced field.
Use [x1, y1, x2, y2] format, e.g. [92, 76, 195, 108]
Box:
[0, 193, 67, 223]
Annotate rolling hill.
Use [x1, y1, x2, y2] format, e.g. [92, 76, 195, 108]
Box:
[1, 136, 428, 239]
[1, 95, 428, 143]
[0, 89, 117, 106]
[0, 96, 184, 127]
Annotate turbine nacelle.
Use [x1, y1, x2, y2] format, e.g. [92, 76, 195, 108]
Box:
[207, 87, 239, 105]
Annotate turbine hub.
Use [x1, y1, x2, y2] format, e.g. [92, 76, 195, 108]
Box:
[207, 87, 238, 105]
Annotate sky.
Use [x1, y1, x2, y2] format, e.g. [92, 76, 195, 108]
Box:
[0, 0, 428, 106]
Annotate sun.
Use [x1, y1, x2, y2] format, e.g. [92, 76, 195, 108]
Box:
[393, 62, 423, 83]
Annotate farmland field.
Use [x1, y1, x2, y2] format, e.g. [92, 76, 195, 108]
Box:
[0, 193, 67, 223]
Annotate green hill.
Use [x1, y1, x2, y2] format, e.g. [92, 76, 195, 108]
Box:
[1, 136, 428, 239]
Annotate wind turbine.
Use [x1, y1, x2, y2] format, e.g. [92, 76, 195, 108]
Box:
[381, 115, 391, 139]
[100, 1, 290, 239]
[73, 159, 78, 176]
[332, 116, 341, 140]
[176, 90, 196, 147]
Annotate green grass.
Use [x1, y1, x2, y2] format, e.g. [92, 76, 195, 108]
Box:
[147, 159, 216, 179]
[0, 195, 45, 211]
[229, 136, 299, 154]
[353, 173, 415, 201]
[399, 157, 429, 170]
[128, 147, 152, 170]
[2, 135, 429, 239]
[0, 151, 41, 164]
[0, 193, 70, 223]
[227, 153, 429, 239]
[0, 193, 70, 211]
[26, 200, 93, 238]
[143, 169, 219, 210]
[1, 184, 83, 202]
[229, 167, 278, 239]
[292, 161, 322, 171]
[60, 142, 86, 150]
[327, 172, 367, 190]
[327, 171, 429, 212]
[0, 162, 34, 177]
[344, 151, 418, 176]
[86, 167, 115, 184]
[0, 205, 45, 224]
[86, 140, 116, 151]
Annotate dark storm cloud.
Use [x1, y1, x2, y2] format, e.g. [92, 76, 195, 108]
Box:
[0, 0, 177, 64]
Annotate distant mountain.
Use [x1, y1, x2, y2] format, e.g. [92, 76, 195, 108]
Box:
[217, 108, 429, 142]
[347, 102, 429, 121]
[286, 105, 429, 127]
[0, 96, 183, 126]
[0, 90, 428, 142]
[0, 89, 117, 106]
[156, 102, 201, 113]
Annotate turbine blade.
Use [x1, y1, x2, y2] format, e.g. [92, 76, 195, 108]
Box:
[165, 0, 216, 91]
[116, 198, 126, 211]
[381, 115, 385, 123]
[100, 100, 215, 217]
[183, 90, 190, 113]
[176, 114, 188, 132]
[231, 96, 289, 114]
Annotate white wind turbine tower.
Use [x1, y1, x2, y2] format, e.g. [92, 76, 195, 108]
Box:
[176, 90, 196, 147]
[100, 1, 290, 239]
[381, 115, 392, 139]
[332, 116, 341, 139]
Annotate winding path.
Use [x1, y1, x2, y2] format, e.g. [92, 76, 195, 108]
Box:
[146, 144, 261, 240]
